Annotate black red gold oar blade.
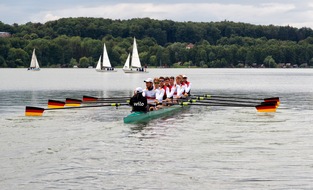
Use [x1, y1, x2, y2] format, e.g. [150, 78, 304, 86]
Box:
[264, 97, 280, 106]
[47, 99, 65, 108]
[65, 98, 82, 106]
[264, 97, 279, 102]
[260, 101, 279, 107]
[82, 95, 98, 102]
[255, 102, 277, 112]
[25, 106, 45, 116]
[25, 103, 129, 116]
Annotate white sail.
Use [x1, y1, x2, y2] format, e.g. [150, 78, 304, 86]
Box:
[28, 49, 40, 70]
[96, 55, 102, 70]
[123, 54, 130, 70]
[131, 37, 141, 68]
[102, 43, 112, 68]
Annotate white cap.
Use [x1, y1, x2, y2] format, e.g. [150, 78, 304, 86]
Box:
[135, 87, 143, 93]
[144, 78, 153, 82]
[182, 75, 187, 78]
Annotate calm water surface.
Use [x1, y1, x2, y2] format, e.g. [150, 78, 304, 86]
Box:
[0, 68, 313, 189]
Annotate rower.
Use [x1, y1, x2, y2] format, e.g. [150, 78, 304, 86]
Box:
[143, 78, 156, 110]
[173, 75, 186, 99]
[159, 76, 168, 101]
[165, 76, 176, 101]
[129, 87, 148, 112]
[154, 78, 165, 109]
[182, 75, 192, 96]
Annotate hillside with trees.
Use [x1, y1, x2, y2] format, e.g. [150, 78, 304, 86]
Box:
[1, 17, 313, 68]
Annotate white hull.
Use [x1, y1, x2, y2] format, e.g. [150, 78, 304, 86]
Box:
[28, 68, 40, 71]
[123, 69, 148, 73]
[96, 69, 117, 72]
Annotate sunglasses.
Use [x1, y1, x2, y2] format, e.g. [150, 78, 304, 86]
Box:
[154, 82, 159, 84]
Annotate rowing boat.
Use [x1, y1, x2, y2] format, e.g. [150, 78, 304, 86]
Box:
[123, 105, 184, 124]
[25, 95, 279, 119]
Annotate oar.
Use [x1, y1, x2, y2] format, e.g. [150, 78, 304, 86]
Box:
[25, 103, 129, 116]
[178, 101, 277, 112]
[66, 98, 129, 106]
[193, 94, 279, 101]
[193, 95, 280, 105]
[83, 100, 130, 104]
[189, 99, 278, 106]
[83, 95, 130, 102]
[47, 98, 82, 108]
[189, 98, 279, 107]
[47, 99, 66, 108]
[65, 98, 82, 106]
[48, 98, 130, 108]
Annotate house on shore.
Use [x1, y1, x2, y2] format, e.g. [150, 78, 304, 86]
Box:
[0, 32, 11, 38]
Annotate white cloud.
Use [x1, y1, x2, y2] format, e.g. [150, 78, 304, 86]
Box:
[2, 1, 313, 29]
[33, 3, 297, 25]
[42, 13, 60, 23]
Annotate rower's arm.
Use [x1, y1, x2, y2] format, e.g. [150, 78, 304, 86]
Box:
[167, 86, 176, 98]
[156, 89, 165, 102]
[185, 82, 192, 93]
[176, 85, 185, 97]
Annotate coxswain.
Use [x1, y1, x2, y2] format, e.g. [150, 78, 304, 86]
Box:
[143, 78, 156, 110]
[129, 87, 148, 112]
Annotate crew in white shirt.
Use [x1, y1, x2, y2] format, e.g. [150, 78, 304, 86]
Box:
[165, 76, 176, 100]
[173, 75, 186, 99]
[142, 78, 156, 105]
[182, 75, 192, 96]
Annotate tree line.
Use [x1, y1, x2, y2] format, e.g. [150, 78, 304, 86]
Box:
[1, 17, 313, 68]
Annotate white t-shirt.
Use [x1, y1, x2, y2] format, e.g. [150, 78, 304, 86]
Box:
[143, 88, 156, 104]
[155, 87, 165, 102]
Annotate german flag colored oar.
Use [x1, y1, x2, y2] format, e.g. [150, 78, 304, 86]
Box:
[25, 103, 129, 116]
[65, 98, 82, 106]
[255, 102, 278, 112]
[82, 95, 98, 102]
[189, 99, 279, 107]
[82, 95, 130, 102]
[47, 100, 65, 108]
[193, 95, 280, 106]
[179, 101, 278, 112]
[263, 97, 280, 106]
[48, 98, 82, 108]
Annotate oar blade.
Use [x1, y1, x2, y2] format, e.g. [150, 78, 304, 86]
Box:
[65, 98, 82, 106]
[82, 95, 98, 102]
[47, 99, 65, 108]
[260, 101, 279, 108]
[25, 106, 45, 116]
[255, 103, 277, 112]
[264, 97, 280, 106]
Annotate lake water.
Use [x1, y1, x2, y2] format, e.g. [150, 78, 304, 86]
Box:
[0, 68, 313, 189]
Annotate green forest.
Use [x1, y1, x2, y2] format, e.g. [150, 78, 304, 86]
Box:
[1, 17, 313, 68]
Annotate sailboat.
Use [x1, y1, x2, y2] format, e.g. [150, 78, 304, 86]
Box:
[96, 43, 117, 72]
[123, 37, 148, 73]
[28, 49, 40, 71]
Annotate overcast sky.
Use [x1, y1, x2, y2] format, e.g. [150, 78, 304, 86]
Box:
[1, 0, 313, 28]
